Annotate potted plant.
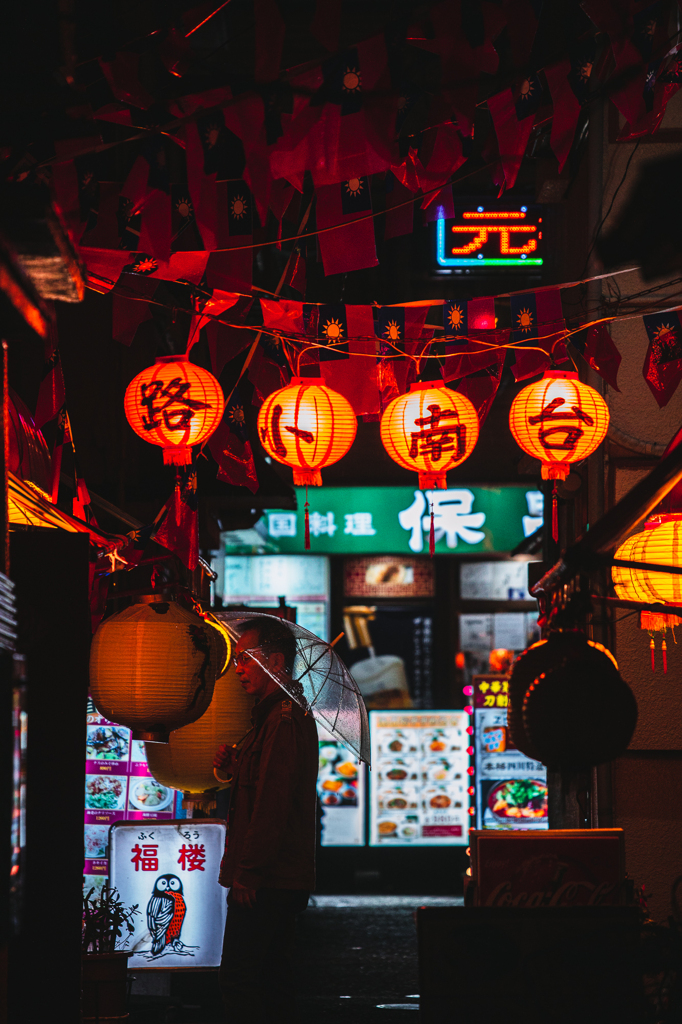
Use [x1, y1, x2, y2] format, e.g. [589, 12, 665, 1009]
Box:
[82, 883, 140, 1021]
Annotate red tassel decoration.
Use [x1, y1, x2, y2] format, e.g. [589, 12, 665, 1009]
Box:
[650, 636, 656, 672]
[663, 637, 668, 673]
[552, 482, 559, 543]
[429, 503, 435, 558]
[304, 487, 310, 551]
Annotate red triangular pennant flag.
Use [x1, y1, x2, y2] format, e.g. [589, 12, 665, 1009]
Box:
[154, 467, 199, 570]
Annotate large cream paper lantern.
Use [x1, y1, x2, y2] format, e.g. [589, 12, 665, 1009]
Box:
[145, 663, 254, 797]
[89, 597, 228, 743]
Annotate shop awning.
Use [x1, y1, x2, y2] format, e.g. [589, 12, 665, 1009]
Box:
[9, 472, 126, 552]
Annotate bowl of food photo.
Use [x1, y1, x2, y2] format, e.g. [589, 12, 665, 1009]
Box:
[488, 779, 548, 823]
[129, 779, 173, 811]
[85, 775, 126, 810]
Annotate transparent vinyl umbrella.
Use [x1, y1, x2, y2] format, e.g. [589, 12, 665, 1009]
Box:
[220, 612, 370, 765]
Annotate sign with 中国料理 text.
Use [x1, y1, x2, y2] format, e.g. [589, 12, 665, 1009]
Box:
[254, 486, 539, 556]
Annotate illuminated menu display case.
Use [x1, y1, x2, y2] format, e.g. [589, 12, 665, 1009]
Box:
[84, 698, 181, 895]
[472, 675, 547, 831]
[369, 710, 470, 846]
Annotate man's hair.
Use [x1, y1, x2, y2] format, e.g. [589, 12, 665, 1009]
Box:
[239, 617, 297, 675]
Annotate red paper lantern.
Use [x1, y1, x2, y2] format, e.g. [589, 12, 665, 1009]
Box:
[613, 513, 682, 672]
[509, 370, 609, 481]
[124, 355, 225, 466]
[380, 382, 479, 488]
[257, 377, 357, 486]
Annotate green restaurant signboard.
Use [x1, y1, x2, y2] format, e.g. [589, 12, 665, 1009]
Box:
[223, 486, 542, 556]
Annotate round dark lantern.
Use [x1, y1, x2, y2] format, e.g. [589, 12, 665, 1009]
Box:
[508, 631, 637, 771]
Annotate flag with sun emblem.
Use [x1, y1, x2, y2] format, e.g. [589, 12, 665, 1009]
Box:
[315, 177, 378, 275]
[642, 311, 682, 407]
[314, 304, 349, 360]
[443, 297, 496, 341]
[207, 387, 258, 493]
[171, 184, 203, 252]
[514, 73, 544, 122]
[318, 305, 380, 417]
[376, 307, 405, 353]
[316, 47, 364, 115]
[226, 180, 253, 237]
[442, 297, 504, 382]
[510, 290, 569, 381]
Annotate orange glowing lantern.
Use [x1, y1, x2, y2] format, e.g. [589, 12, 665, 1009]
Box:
[380, 382, 479, 488]
[257, 377, 357, 486]
[613, 514, 682, 672]
[124, 355, 225, 465]
[509, 370, 609, 481]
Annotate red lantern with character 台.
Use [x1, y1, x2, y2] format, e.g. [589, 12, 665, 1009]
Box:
[509, 370, 609, 539]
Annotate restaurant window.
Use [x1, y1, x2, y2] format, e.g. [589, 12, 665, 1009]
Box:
[222, 554, 330, 641]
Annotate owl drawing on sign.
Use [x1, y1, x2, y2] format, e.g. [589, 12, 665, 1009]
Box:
[144, 874, 197, 959]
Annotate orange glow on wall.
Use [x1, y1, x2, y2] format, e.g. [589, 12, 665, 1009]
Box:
[124, 356, 225, 466]
[380, 382, 479, 489]
[509, 370, 609, 480]
[257, 377, 357, 486]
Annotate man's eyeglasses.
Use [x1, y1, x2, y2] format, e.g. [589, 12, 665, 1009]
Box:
[232, 646, 267, 668]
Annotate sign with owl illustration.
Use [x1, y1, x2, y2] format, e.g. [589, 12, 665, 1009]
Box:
[109, 821, 226, 968]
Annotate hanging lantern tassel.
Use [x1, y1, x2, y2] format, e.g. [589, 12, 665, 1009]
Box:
[304, 489, 310, 551]
[429, 502, 435, 557]
[552, 482, 559, 543]
[650, 635, 656, 673]
[662, 637, 668, 674]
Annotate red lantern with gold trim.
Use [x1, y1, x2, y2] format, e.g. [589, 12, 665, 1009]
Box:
[509, 370, 609, 481]
[257, 377, 357, 486]
[124, 355, 225, 466]
[380, 382, 479, 489]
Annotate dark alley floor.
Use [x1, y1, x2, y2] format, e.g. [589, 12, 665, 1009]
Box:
[129, 895, 463, 1022]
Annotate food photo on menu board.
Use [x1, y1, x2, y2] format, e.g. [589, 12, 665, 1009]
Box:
[84, 698, 181, 896]
[317, 726, 365, 846]
[472, 676, 548, 830]
[369, 711, 469, 846]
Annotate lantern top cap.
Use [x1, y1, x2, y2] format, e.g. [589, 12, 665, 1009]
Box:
[645, 513, 682, 528]
[291, 376, 326, 387]
[541, 370, 578, 380]
[154, 354, 189, 364]
[409, 381, 446, 392]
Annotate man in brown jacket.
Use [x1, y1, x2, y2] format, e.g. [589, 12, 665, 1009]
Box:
[213, 617, 318, 1023]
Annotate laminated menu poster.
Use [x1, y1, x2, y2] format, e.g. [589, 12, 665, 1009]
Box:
[109, 820, 227, 968]
[369, 710, 469, 846]
[84, 698, 182, 897]
[473, 675, 547, 831]
[317, 725, 365, 846]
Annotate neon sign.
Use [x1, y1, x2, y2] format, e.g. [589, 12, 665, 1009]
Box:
[436, 205, 544, 269]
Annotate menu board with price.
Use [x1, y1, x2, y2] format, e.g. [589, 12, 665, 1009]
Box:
[317, 726, 365, 846]
[369, 710, 469, 846]
[473, 675, 548, 830]
[84, 699, 181, 896]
